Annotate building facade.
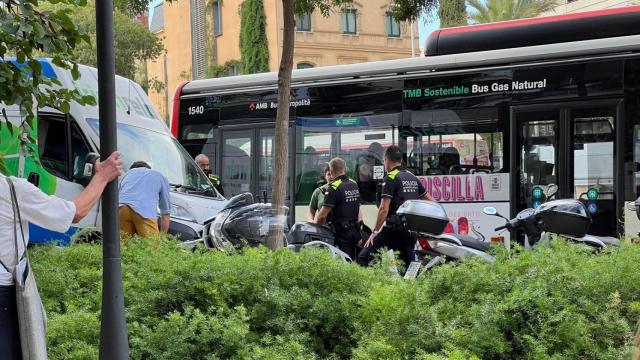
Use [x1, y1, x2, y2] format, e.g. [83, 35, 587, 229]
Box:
[542, 0, 640, 15]
[146, 0, 419, 119]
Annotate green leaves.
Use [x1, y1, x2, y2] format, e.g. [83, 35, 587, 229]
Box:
[0, 0, 89, 121]
[29, 238, 640, 359]
[239, 0, 270, 75]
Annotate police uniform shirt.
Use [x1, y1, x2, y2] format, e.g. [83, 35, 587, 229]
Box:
[323, 175, 360, 224]
[381, 166, 427, 215]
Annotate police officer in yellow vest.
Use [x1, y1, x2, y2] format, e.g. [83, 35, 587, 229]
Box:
[195, 154, 225, 196]
[358, 145, 434, 267]
[315, 157, 362, 260]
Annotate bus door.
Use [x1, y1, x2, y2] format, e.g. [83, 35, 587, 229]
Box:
[512, 102, 620, 236]
[221, 127, 286, 203]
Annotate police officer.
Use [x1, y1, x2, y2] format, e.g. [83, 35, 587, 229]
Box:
[315, 157, 362, 260]
[195, 154, 225, 196]
[358, 145, 434, 267]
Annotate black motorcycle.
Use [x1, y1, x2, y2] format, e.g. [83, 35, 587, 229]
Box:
[206, 193, 352, 261]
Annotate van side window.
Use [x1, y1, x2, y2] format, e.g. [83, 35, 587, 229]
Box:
[71, 122, 90, 181]
[38, 113, 92, 182]
[39, 115, 69, 179]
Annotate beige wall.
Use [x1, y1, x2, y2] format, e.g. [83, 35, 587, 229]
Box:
[543, 0, 640, 15]
[214, 0, 243, 66]
[148, 0, 420, 119]
[148, 1, 193, 121]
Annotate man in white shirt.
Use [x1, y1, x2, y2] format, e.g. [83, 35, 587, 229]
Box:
[0, 151, 123, 359]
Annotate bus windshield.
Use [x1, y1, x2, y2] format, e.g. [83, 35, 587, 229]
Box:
[86, 119, 215, 195]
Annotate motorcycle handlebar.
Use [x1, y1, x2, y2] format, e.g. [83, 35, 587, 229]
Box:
[494, 224, 508, 231]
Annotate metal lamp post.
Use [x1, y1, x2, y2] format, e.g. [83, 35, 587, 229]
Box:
[95, 0, 130, 358]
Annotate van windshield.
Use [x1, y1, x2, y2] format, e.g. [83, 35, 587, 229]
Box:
[86, 119, 216, 195]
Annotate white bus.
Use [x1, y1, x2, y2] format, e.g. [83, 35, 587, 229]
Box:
[171, 6, 640, 241]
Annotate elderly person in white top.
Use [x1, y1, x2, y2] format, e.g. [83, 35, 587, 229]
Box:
[0, 151, 123, 360]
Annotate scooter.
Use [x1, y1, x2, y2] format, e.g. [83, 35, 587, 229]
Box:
[396, 200, 495, 266]
[483, 196, 620, 250]
[206, 193, 352, 261]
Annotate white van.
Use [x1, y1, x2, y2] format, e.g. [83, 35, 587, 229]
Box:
[0, 59, 227, 244]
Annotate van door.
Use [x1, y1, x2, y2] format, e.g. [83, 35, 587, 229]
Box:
[32, 112, 96, 244]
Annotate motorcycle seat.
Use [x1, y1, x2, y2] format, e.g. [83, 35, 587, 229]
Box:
[451, 234, 491, 252]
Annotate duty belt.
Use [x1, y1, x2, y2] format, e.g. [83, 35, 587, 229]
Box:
[331, 220, 359, 232]
[384, 214, 406, 231]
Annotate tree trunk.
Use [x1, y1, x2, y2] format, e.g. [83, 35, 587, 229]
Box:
[266, 0, 295, 250]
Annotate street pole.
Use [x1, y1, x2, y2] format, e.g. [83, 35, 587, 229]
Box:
[411, 20, 416, 57]
[95, 0, 129, 359]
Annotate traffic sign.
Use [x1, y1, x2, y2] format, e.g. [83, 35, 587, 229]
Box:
[587, 188, 599, 201]
[532, 200, 542, 208]
[587, 202, 598, 214]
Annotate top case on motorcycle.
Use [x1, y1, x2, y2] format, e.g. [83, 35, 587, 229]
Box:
[396, 200, 449, 235]
[288, 222, 335, 245]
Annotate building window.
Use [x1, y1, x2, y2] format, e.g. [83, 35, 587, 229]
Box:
[295, 13, 311, 31]
[341, 9, 357, 34]
[386, 13, 401, 37]
[297, 62, 314, 69]
[212, 1, 222, 36]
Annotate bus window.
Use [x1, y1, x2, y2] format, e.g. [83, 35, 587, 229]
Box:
[222, 131, 252, 197]
[295, 113, 399, 205]
[338, 128, 394, 204]
[407, 108, 505, 176]
[409, 132, 503, 175]
[295, 131, 332, 205]
[182, 124, 214, 140]
[572, 113, 614, 199]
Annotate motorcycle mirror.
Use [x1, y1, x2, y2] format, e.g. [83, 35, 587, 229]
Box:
[546, 184, 558, 199]
[482, 207, 498, 216]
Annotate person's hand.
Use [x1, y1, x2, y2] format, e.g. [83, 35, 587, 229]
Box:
[95, 151, 124, 183]
[364, 231, 378, 248]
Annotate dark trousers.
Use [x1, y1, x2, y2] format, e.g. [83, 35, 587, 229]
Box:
[0, 285, 22, 360]
[334, 228, 361, 261]
[357, 228, 416, 267]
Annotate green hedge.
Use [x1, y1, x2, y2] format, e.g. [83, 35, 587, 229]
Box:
[30, 238, 640, 359]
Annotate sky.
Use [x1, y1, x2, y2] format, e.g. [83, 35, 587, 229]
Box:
[419, 17, 440, 49]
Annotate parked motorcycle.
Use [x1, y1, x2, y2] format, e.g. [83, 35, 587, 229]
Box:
[483, 198, 620, 250]
[396, 200, 495, 266]
[206, 193, 352, 261]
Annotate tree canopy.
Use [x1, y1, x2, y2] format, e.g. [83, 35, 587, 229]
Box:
[439, 0, 467, 28]
[468, 0, 557, 23]
[0, 0, 95, 120]
[39, 0, 164, 81]
[239, 0, 269, 74]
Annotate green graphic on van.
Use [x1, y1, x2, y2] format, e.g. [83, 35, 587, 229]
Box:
[0, 117, 57, 195]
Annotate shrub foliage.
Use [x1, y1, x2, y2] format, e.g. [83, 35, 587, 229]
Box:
[30, 238, 640, 359]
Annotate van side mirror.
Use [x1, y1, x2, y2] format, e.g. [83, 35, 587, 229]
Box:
[27, 172, 40, 187]
[74, 152, 101, 187]
[546, 184, 558, 200]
